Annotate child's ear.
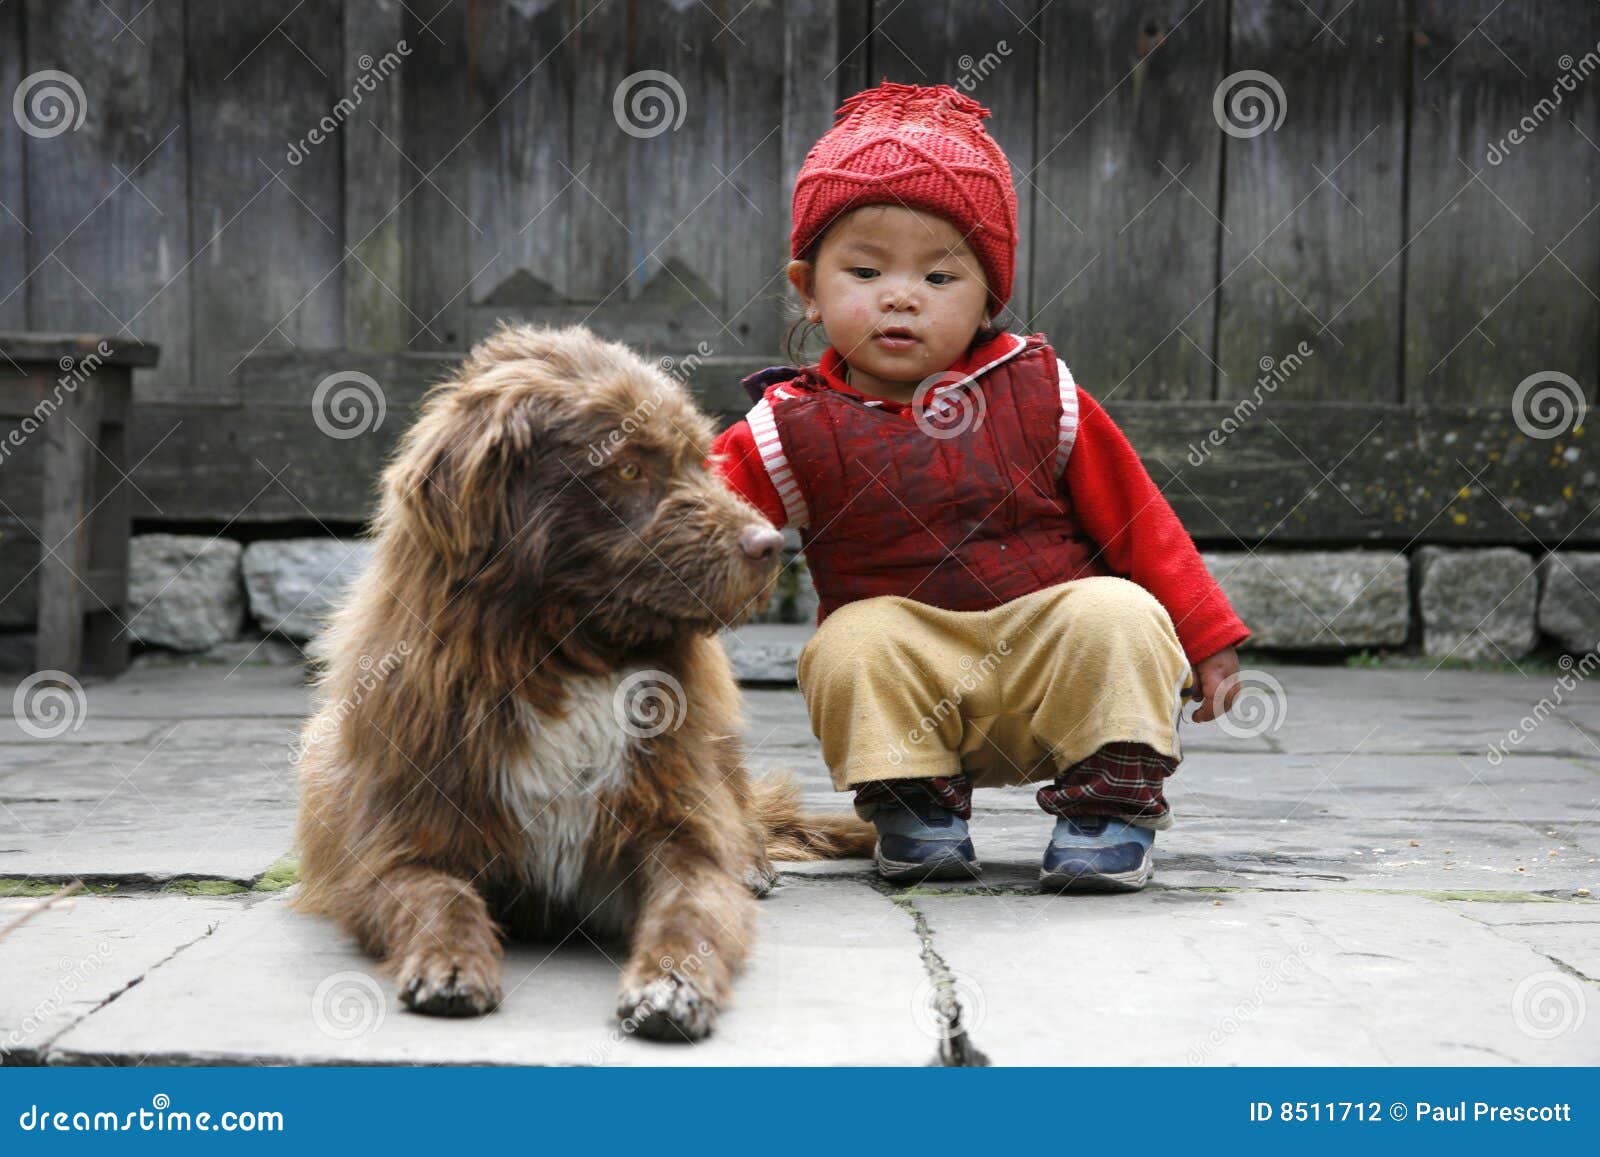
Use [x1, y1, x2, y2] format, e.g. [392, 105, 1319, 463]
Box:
[786, 258, 814, 301]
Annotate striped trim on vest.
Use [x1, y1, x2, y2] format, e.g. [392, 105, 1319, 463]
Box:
[1054, 356, 1080, 481]
[745, 394, 810, 528]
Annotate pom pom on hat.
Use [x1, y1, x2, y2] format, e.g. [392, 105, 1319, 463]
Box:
[791, 80, 1019, 313]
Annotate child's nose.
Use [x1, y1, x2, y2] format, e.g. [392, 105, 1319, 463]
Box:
[882, 284, 919, 311]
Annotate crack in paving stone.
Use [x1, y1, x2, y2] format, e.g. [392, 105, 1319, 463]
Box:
[12, 909, 246, 1067]
[1467, 921, 1600, 987]
[870, 881, 990, 1067]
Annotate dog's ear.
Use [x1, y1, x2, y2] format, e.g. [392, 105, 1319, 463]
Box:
[383, 410, 481, 573]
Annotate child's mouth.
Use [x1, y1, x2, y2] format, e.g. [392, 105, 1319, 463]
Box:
[873, 332, 918, 351]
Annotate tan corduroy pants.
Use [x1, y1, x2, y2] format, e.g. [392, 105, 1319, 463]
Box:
[795, 576, 1195, 829]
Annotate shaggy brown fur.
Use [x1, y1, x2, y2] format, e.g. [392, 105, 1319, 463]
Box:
[292, 322, 872, 1041]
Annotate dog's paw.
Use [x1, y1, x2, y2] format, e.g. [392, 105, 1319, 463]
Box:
[616, 972, 717, 1042]
[743, 860, 781, 898]
[397, 950, 502, 1017]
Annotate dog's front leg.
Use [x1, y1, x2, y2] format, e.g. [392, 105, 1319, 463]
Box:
[615, 844, 754, 1043]
[365, 865, 504, 1017]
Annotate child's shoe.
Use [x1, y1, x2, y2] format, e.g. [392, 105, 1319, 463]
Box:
[867, 794, 980, 883]
[1039, 816, 1154, 892]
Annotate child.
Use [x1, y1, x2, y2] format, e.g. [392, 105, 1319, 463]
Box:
[708, 81, 1249, 892]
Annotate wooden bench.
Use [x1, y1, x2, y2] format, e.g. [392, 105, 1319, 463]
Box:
[0, 334, 160, 676]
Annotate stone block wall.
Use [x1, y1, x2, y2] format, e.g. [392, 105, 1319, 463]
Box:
[2, 535, 1596, 670]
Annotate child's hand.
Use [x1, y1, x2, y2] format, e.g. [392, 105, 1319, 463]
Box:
[1188, 646, 1241, 723]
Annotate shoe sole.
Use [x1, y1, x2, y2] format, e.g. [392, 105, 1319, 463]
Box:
[1039, 852, 1153, 893]
[875, 842, 982, 883]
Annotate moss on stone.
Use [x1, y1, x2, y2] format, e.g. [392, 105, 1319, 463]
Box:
[252, 856, 300, 892]
[161, 878, 250, 896]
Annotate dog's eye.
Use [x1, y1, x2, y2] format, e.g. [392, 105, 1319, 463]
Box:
[616, 462, 641, 481]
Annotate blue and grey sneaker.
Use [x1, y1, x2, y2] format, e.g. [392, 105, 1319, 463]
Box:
[1040, 816, 1154, 892]
[867, 795, 980, 883]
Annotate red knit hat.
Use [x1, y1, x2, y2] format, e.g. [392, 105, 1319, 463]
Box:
[791, 80, 1019, 314]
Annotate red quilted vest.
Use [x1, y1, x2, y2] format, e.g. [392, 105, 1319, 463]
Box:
[739, 332, 1111, 622]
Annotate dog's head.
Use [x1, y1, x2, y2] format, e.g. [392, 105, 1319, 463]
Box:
[378, 323, 786, 644]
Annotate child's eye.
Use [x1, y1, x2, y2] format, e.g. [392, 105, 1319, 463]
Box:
[927, 272, 956, 285]
[849, 266, 878, 279]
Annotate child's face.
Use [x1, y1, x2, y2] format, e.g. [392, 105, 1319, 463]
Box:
[789, 205, 991, 400]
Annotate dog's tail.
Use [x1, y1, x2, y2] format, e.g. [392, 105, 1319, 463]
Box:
[750, 772, 875, 861]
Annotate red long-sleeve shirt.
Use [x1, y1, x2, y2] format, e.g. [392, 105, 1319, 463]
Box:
[708, 343, 1249, 666]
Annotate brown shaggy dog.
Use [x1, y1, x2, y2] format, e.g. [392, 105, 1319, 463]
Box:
[292, 322, 872, 1041]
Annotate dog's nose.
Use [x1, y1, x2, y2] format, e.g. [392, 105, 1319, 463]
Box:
[738, 524, 785, 562]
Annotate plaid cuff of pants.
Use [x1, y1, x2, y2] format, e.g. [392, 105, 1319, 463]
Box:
[853, 773, 974, 821]
[1035, 741, 1176, 823]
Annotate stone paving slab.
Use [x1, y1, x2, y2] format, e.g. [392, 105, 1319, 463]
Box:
[2, 664, 311, 724]
[0, 727, 297, 883]
[43, 882, 938, 1067]
[917, 816, 1597, 894]
[4, 659, 1599, 1066]
[1, 894, 252, 1062]
[909, 889, 1600, 1066]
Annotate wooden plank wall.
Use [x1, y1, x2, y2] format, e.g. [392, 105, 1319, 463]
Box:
[0, 0, 1594, 543]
